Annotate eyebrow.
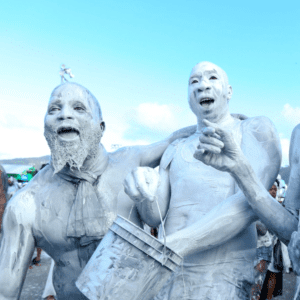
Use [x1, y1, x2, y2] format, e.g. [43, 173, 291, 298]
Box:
[190, 69, 218, 79]
[49, 99, 62, 106]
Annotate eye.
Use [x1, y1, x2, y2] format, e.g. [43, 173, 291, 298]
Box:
[210, 76, 217, 80]
[49, 107, 60, 113]
[191, 79, 198, 84]
[74, 107, 84, 111]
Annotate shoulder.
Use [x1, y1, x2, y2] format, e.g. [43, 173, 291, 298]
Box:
[160, 138, 186, 170]
[109, 146, 140, 162]
[4, 166, 53, 226]
[241, 116, 280, 145]
[289, 124, 300, 165]
[4, 186, 36, 230]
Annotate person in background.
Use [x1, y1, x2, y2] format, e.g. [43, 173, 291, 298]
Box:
[251, 219, 273, 299]
[29, 166, 47, 269]
[0, 164, 8, 235]
[7, 176, 21, 200]
[260, 181, 283, 300]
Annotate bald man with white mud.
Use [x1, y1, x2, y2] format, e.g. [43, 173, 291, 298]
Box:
[124, 62, 281, 299]
[0, 82, 195, 300]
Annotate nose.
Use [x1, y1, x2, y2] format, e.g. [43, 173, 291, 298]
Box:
[197, 78, 211, 93]
[57, 105, 74, 120]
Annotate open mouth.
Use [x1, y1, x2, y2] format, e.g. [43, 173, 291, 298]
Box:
[57, 126, 80, 140]
[200, 97, 214, 108]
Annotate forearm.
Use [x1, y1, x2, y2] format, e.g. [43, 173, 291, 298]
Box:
[139, 125, 196, 168]
[230, 158, 298, 245]
[165, 192, 257, 256]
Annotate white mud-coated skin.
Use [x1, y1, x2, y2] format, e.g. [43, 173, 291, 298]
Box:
[0, 82, 196, 300]
[195, 110, 300, 275]
[124, 62, 282, 299]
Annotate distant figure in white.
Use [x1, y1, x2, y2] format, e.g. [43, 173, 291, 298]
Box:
[7, 177, 21, 200]
[124, 61, 281, 299]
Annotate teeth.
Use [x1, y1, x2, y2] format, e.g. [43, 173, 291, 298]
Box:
[200, 98, 214, 105]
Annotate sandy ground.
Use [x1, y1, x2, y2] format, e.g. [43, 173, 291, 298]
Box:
[19, 251, 298, 299]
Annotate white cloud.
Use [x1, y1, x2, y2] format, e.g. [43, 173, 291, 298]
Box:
[134, 103, 181, 132]
[0, 127, 50, 159]
[282, 104, 300, 126]
[280, 138, 290, 166]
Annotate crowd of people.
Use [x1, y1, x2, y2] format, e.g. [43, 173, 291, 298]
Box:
[0, 62, 299, 299]
[0, 163, 55, 300]
[251, 178, 292, 300]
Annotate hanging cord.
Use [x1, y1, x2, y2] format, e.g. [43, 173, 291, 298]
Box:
[153, 196, 168, 264]
[128, 204, 135, 221]
[154, 196, 187, 299]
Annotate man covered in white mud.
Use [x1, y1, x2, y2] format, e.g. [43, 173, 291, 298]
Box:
[192, 97, 300, 297]
[124, 61, 282, 299]
[0, 82, 195, 300]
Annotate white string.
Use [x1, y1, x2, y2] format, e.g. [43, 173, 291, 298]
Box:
[128, 204, 135, 221]
[154, 196, 167, 264]
[181, 259, 187, 300]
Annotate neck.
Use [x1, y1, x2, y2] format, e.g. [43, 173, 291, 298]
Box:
[81, 143, 106, 170]
[196, 110, 234, 133]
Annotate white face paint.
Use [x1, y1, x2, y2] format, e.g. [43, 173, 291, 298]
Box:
[188, 62, 232, 123]
[44, 83, 103, 173]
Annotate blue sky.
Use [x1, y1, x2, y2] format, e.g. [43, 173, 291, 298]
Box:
[0, 0, 299, 165]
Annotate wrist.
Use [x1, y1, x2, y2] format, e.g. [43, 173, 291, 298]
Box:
[229, 154, 252, 177]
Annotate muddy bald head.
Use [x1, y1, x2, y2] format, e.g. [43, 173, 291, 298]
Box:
[44, 82, 105, 173]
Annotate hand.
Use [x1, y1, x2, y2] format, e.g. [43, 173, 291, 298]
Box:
[193, 119, 244, 173]
[288, 231, 300, 276]
[123, 167, 160, 203]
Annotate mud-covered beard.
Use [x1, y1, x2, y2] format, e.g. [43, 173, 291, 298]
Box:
[44, 125, 102, 174]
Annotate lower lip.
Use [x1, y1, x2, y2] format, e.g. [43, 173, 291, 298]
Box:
[58, 132, 79, 141]
[200, 101, 214, 109]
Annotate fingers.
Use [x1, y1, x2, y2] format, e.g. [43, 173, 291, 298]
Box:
[193, 149, 214, 166]
[123, 171, 143, 202]
[202, 119, 225, 137]
[123, 167, 159, 203]
[132, 168, 155, 201]
[198, 143, 221, 154]
[199, 134, 224, 149]
[202, 127, 221, 140]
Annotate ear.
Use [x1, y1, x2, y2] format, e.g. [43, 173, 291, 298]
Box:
[227, 85, 233, 101]
[100, 121, 105, 132]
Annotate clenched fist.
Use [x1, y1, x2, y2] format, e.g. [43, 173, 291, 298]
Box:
[123, 167, 160, 203]
[193, 119, 243, 173]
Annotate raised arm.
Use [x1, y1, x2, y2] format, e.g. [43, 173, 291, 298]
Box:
[136, 125, 196, 168]
[165, 117, 283, 256]
[211, 119, 298, 245]
[0, 192, 36, 299]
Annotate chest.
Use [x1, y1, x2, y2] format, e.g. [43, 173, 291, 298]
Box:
[169, 125, 242, 207]
[34, 159, 140, 251]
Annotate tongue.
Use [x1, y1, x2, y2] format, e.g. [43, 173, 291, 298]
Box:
[201, 101, 213, 108]
[59, 131, 78, 139]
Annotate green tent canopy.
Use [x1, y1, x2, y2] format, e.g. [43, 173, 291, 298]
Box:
[2, 164, 36, 182]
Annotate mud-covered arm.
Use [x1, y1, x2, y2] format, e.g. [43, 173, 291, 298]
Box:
[135, 165, 171, 228]
[124, 143, 175, 228]
[284, 124, 300, 218]
[0, 193, 36, 299]
[229, 120, 298, 246]
[165, 117, 282, 256]
[136, 125, 196, 168]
